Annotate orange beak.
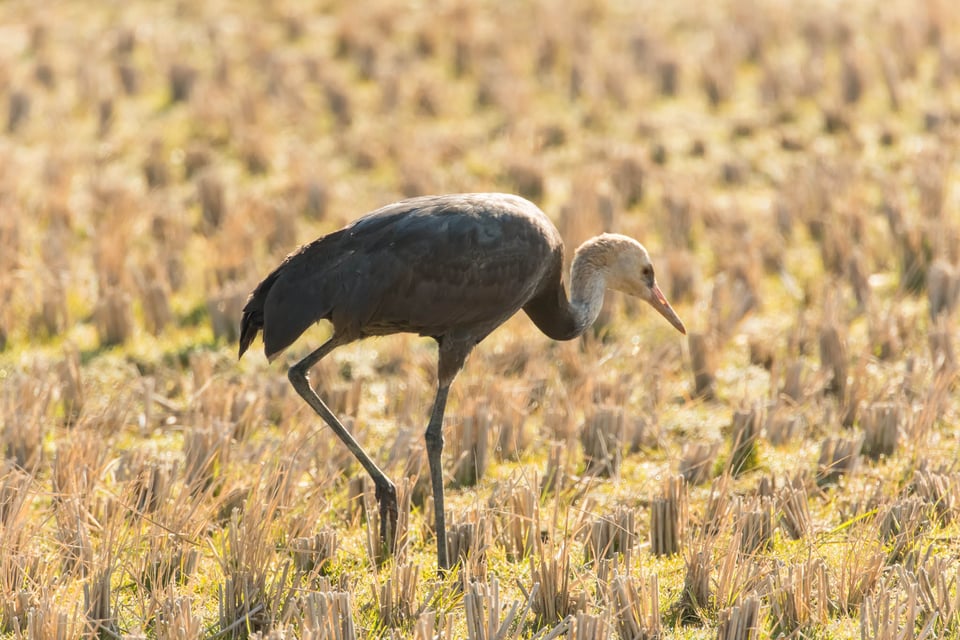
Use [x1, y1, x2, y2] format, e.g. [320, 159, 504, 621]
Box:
[648, 283, 686, 334]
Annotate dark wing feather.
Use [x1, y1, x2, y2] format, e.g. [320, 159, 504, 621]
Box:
[239, 228, 350, 360]
[334, 194, 561, 339]
[240, 193, 563, 360]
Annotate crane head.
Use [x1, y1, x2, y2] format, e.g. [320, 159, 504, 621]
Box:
[603, 235, 686, 335]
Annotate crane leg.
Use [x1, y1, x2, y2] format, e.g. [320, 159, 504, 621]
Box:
[427, 341, 471, 572]
[288, 338, 398, 556]
[424, 384, 452, 570]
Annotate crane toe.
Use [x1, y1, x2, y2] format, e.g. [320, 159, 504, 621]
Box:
[376, 481, 399, 553]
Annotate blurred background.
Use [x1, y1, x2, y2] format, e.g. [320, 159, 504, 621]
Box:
[2, 0, 960, 636]
[1, 0, 956, 353]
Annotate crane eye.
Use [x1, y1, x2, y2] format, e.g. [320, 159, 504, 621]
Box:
[642, 266, 653, 279]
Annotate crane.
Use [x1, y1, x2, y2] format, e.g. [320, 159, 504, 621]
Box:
[239, 193, 686, 570]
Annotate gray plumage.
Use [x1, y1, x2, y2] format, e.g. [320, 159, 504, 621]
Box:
[240, 193, 576, 360]
[238, 192, 685, 570]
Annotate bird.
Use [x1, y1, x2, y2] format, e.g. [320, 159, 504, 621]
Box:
[238, 192, 686, 570]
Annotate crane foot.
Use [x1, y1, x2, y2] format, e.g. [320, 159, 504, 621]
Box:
[375, 481, 398, 556]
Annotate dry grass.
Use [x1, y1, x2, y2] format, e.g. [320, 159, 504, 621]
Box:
[2, 0, 960, 637]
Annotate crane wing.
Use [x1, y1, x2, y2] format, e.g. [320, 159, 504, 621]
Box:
[333, 195, 559, 338]
[251, 194, 561, 359]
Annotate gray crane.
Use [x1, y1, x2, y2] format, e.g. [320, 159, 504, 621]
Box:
[239, 192, 686, 570]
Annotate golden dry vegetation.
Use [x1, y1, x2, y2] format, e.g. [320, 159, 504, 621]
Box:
[1, 0, 960, 637]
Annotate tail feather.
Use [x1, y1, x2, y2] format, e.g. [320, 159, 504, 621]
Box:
[237, 269, 281, 360]
[237, 306, 260, 359]
[238, 233, 342, 361]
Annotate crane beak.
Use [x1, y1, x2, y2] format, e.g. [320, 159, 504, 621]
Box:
[648, 283, 686, 335]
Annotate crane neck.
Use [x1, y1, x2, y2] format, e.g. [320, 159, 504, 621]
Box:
[523, 236, 611, 341]
[568, 251, 607, 334]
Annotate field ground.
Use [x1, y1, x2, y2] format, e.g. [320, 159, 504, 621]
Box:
[2, 0, 960, 638]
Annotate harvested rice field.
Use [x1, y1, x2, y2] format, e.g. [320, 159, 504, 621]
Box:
[1, 0, 960, 637]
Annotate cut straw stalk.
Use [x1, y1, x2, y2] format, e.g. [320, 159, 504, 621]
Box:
[450, 402, 491, 487]
[378, 561, 419, 628]
[729, 405, 763, 475]
[817, 434, 863, 485]
[777, 478, 812, 540]
[610, 571, 660, 640]
[716, 594, 762, 640]
[650, 475, 687, 557]
[463, 576, 531, 640]
[581, 404, 624, 478]
[768, 558, 829, 635]
[291, 528, 339, 574]
[736, 496, 774, 554]
[300, 588, 357, 640]
[688, 332, 716, 400]
[680, 441, 719, 485]
[447, 512, 489, 579]
[861, 401, 901, 460]
[819, 324, 847, 398]
[585, 506, 636, 564]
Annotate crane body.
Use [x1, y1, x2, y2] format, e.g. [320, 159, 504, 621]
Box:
[239, 193, 685, 569]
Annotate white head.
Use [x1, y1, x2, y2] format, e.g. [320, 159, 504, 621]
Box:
[573, 234, 686, 334]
